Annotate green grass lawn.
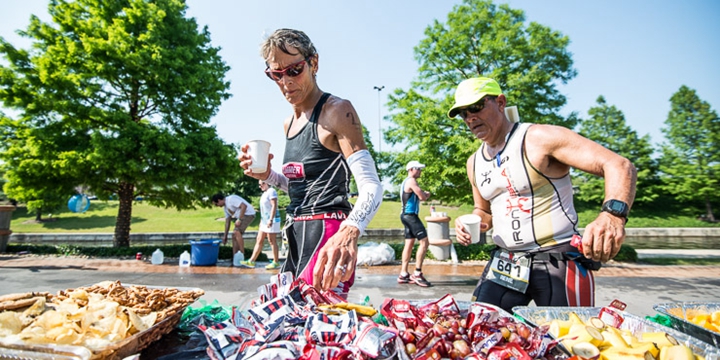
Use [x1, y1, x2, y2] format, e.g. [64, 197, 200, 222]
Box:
[7, 199, 720, 233]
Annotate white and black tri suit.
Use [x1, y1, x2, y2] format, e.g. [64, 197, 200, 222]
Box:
[471, 122, 598, 312]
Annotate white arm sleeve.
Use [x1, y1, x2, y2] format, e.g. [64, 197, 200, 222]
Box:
[342, 149, 383, 236]
[266, 169, 289, 193]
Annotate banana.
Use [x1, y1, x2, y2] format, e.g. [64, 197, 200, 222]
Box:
[548, 319, 572, 338]
[630, 341, 660, 358]
[333, 302, 377, 317]
[600, 326, 629, 349]
[600, 347, 654, 360]
[572, 341, 600, 359]
[568, 311, 585, 325]
[620, 329, 639, 346]
[562, 325, 604, 350]
[659, 344, 695, 360]
[315, 304, 348, 315]
[588, 316, 606, 330]
[641, 331, 678, 349]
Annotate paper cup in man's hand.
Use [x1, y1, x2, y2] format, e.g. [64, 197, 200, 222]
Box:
[458, 214, 482, 244]
[247, 140, 271, 173]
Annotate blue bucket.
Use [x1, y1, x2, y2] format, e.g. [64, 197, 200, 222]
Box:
[189, 239, 221, 266]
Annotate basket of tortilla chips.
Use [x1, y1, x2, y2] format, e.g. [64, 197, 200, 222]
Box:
[0, 281, 204, 359]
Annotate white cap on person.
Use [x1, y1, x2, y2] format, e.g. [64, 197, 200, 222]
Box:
[406, 160, 426, 171]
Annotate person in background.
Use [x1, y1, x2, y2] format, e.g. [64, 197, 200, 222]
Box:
[238, 28, 382, 297]
[450, 77, 637, 313]
[397, 160, 433, 287]
[212, 193, 256, 262]
[240, 180, 282, 269]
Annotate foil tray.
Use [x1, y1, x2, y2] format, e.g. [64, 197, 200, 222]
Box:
[394, 300, 566, 359]
[513, 306, 720, 360]
[654, 302, 720, 349]
[0, 342, 92, 360]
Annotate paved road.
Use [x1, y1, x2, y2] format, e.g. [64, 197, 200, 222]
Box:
[1, 254, 718, 318]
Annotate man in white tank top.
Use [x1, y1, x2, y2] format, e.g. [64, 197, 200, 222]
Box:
[449, 77, 637, 312]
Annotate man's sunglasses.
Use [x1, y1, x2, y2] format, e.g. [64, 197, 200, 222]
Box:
[265, 58, 310, 81]
[458, 96, 495, 119]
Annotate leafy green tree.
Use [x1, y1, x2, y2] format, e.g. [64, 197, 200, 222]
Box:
[658, 86, 720, 221]
[0, 0, 235, 246]
[384, 0, 577, 203]
[575, 96, 659, 206]
[0, 116, 77, 219]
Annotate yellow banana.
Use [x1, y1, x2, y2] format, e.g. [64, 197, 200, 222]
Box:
[568, 311, 585, 325]
[641, 331, 678, 349]
[572, 341, 600, 359]
[659, 344, 695, 360]
[333, 302, 377, 317]
[588, 316, 606, 329]
[548, 319, 572, 338]
[562, 324, 604, 350]
[601, 326, 629, 349]
[630, 341, 660, 358]
[600, 347, 654, 360]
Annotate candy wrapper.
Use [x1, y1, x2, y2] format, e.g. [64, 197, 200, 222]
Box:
[305, 310, 357, 345]
[354, 320, 397, 359]
[198, 320, 245, 360]
[380, 298, 426, 332]
[199, 272, 396, 359]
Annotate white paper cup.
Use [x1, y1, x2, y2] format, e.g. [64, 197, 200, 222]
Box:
[458, 214, 482, 244]
[505, 106, 520, 123]
[247, 140, 271, 173]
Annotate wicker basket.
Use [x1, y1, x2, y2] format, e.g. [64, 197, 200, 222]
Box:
[0, 284, 201, 359]
[90, 310, 184, 359]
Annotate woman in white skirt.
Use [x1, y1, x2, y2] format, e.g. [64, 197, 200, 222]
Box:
[239, 180, 282, 269]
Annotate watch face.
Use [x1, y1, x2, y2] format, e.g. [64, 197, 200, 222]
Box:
[603, 200, 628, 218]
[610, 201, 626, 212]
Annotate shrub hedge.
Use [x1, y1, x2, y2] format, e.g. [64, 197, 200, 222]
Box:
[6, 243, 637, 263]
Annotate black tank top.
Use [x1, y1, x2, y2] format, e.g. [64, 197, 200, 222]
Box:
[282, 93, 352, 217]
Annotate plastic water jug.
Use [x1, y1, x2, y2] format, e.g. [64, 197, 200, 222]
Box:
[179, 250, 191, 267]
[233, 251, 245, 267]
[151, 249, 164, 265]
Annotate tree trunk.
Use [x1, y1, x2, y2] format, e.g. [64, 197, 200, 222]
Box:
[706, 197, 716, 222]
[35, 208, 42, 222]
[113, 182, 134, 247]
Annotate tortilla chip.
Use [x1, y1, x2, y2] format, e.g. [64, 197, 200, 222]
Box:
[0, 311, 23, 335]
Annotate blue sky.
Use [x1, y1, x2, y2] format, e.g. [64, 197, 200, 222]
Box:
[2, 0, 719, 178]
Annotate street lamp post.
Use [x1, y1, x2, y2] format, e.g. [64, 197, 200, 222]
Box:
[373, 85, 384, 152]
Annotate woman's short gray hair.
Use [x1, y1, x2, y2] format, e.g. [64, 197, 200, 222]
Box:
[260, 28, 317, 62]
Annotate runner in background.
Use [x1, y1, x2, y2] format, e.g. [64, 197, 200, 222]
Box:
[397, 160, 432, 287]
[240, 180, 282, 269]
[450, 77, 637, 312]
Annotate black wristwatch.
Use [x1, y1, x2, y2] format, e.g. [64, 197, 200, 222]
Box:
[601, 200, 629, 223]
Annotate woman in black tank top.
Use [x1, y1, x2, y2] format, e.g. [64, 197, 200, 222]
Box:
[283, 92, 353, 217]
[239, 29, 381, 296]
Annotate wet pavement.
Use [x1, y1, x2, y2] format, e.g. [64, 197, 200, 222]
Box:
[1, 253, 719, 317]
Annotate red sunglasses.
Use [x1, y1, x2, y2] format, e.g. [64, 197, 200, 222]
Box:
[265, 58, 310, 81]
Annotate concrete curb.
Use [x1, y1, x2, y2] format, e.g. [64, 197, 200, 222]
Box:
[8, 227, 720, 245]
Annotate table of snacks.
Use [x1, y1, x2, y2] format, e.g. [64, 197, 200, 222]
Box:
[2, 274, 719, 360]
